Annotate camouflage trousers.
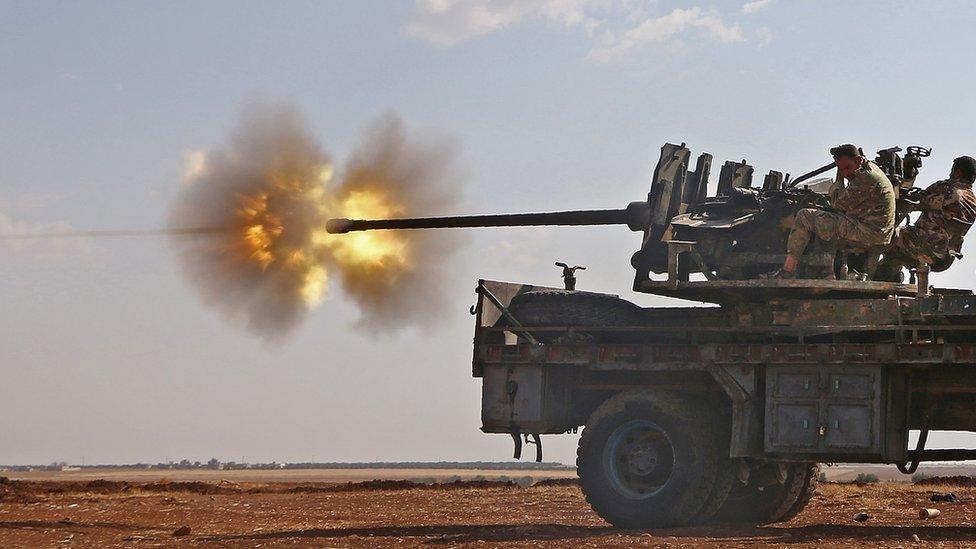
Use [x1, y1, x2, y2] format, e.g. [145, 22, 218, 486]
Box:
[787, 208, 890, 258]
[886, 225, 950, 266]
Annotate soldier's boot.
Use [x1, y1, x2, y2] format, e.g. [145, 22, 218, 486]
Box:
[875, 259, 906, 283]
[805, 243, 837, 280]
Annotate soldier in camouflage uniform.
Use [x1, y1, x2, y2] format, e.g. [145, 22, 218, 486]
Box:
[877, 156, 976, 280]
[768, 144, 896, 279]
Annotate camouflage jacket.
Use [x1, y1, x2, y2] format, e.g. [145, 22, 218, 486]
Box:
[829, 160, 896, 238]
[915, 178, 976, 249]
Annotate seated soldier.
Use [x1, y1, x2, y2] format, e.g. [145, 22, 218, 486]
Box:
[767, 144, 896, 279]
[877, 155, 976, 282]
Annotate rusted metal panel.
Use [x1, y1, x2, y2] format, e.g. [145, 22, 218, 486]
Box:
[709, 365, 763, 457]
[476, 279, 562, 328]
[765, 365, 884, 457]
[717, 160, 754, 196]
[649, 143, 691, 229]
[919, 293, 976, 320]
[480, 364, 576, 434]
[768, 403, 820, 448]
[477, 342, 976, 368]
[760, 298, 902, 328]
[823, 404, 875, 449]
[639, 279, 918, 303]
[481, 364, 545, 432]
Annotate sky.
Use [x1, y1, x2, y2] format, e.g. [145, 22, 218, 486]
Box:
[2, 0, 976, 466]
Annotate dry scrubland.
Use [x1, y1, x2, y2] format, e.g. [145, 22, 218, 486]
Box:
[3, 472, 976, 547]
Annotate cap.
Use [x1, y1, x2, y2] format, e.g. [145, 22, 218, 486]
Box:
[830, 143, 861, 159]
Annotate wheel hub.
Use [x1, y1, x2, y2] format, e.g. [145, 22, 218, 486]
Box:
[604, 419, 675, 500]
[625, 443, 659, 476]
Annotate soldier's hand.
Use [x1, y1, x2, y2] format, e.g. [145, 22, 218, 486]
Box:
[903, 187, 923, 200]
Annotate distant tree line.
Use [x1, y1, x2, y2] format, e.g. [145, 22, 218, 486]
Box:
[0, 460, 574, 472]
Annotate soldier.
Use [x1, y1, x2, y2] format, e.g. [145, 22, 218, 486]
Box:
[767, 144, 896, 279]
[877, 156, 976, 281]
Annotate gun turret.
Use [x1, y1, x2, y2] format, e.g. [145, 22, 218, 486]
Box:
[326, 141, 937, 301]
[325, 201, 652, 234]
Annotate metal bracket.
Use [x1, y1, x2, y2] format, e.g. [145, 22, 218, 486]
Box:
[476, 281, 540, 345]
[899, 371, 928, 474]
[666, 240, 695, 288]
[510, 432, 523, 460]
[897, 429, 928, 474]
[524, 433, 543, 462]
[690, 248, 718, 281]
[509, 431, 542, 462]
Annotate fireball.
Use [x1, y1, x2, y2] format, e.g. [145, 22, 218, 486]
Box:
[232, 164, 410, 309]
[171, 106, 453, 339]
[319, 189, 410, 271]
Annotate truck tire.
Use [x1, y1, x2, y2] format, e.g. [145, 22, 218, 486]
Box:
[509, 290, 641, 343]
[577, 391, 723, 528]
[689, 446, 736, 525]
[714, 462, 819, 524]
[507, 290, 643, 342]
[776, 463, 820, 522]
[685, 397, 735, 525]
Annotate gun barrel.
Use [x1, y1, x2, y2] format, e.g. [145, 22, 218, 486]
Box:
[327, 205, 649, 234]
[788, 161, 837, 187]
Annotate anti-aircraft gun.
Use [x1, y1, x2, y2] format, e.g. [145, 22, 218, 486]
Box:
[329, 142, 933, 299]
[327, 143, 976, 529]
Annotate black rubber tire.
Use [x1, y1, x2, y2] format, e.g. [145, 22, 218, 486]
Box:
[714, 462, 820, 524]
[689, 442, 736, 524]
[508, 290, 643, 327]
[776, 463, 820, 522]
[577, 391, 723, 528]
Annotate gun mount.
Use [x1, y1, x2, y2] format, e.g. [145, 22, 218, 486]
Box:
[327, 142, 936, 303]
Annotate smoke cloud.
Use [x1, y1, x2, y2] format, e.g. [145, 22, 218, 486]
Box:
[327, 115, 463, 330]
[170, 102, 463, 341]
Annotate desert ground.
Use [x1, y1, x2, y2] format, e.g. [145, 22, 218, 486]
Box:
[3, 468, 579, 485]
[3, 469, 976, 548]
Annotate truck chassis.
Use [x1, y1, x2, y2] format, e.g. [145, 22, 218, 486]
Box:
[472, 279, 976, 526]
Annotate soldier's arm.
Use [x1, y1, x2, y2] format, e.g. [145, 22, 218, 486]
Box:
[917, 183, 946, 213]
[832, 175, 868, 213]
[828, 175, 845, 202]
[898, 186, 925, 213]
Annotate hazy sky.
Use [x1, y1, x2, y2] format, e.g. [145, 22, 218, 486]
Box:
[2, 1, 975, 465]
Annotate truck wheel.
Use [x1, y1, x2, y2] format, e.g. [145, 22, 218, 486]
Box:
[776, 463, 820, 522]
[687, 399, 735, 525]
[577, 391, 722, 528]
[509, 290, 643, 326]
[689, 448, 736, 524]
[508, 290, 643, 342]
[714, 462, 819, 524]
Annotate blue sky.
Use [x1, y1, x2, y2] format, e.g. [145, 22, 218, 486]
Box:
[2, 1, 975, 465]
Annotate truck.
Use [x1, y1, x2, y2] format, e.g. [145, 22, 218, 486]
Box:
[326, 143, 976, 527]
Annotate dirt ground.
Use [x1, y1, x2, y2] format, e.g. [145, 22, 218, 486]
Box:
[3, 468, 579, 485]
[2, 476, 976, 548]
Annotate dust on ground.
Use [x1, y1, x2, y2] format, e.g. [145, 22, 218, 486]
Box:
[1, 477, 976, 548]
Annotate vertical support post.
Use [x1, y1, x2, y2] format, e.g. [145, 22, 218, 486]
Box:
[916, 265, 930, 296]
[667, 240, 695, 289]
